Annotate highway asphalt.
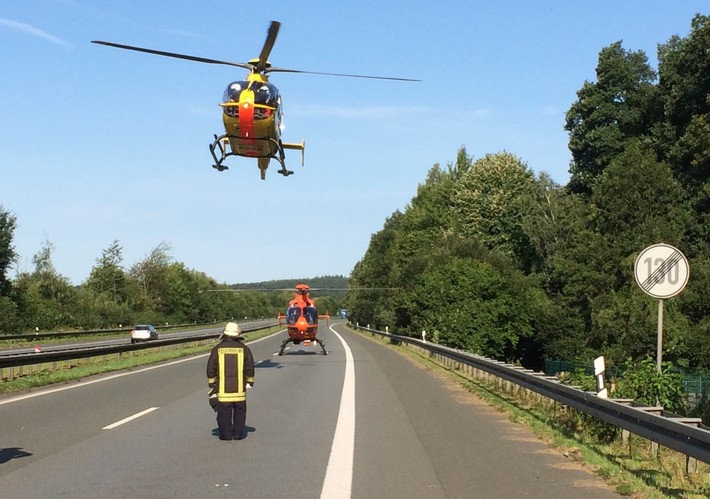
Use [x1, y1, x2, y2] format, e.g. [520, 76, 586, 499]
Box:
[0, 322, 620, 498]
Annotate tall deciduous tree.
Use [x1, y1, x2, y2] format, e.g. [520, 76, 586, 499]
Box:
[565, 41, 659, 194]
[453, 151, 537, 270]
[408, 255, 546, 360]
[13, 239, 77, 329]
[85, 240, 128, 303]
[657, 14, 710, 187]
[0, 205, 17, 296]
[129, 241, 172, 310]
[657, 14, 710, 252]
[0, 206, 19, 333]
[590, 143, 692, 265]
[348, 211, 402, 328]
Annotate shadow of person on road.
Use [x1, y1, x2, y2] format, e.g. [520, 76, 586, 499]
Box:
[211, 425, 256, 439]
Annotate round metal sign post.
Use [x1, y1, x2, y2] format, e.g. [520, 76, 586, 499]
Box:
[634, 243, 689, 373]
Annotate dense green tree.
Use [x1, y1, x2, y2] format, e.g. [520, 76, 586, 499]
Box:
[0, 205, 18, 296]
[519, 173, 565, 267]
[589, 144, 691, 251]
[408, 256, 546, 360]
[85, 240, 129, 303]
[583, 144, 694, 364]
[674, 254, 710, 369]
[453, 151, 537, 270]
[0, 206, 20, 333]
[129, 242, 172, 311]
[536, 225, 609, 361]
[348, 211, 402, 328]
[13, 239, 77, 330]
[565, 41, 660, 194]
[72, 286, 134, 329]
[0, 295, 21, 333]
[160, 263, 198, 322]
[656, 14, 710, 254]
[657, 14, 710, 188]
[79, 240, 133, 327]
[348, 149, 475, 331]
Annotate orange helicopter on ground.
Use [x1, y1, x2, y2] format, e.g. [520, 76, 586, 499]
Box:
[92, 21, 418, 180]
[277, 284, 329, 356]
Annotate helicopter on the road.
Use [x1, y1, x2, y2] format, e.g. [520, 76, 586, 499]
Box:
[277, 284, 329, 356]
[92, 21, 418, 180]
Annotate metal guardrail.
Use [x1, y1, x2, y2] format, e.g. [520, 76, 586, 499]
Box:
[0, 321, 278, 370]
[355, 324, 710, 466]
[0, 319, 269, 341]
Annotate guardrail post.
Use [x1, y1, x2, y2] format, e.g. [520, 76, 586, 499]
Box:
[611, 399, 634, 452]
[666, 417, 704, 473]
[633, 406, 663, 458]
[687, 455, 698, 474]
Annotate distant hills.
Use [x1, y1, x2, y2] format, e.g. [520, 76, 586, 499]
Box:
[229, 275, 349, 297]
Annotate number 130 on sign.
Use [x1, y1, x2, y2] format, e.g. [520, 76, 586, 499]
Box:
[634, 243, 689, 299]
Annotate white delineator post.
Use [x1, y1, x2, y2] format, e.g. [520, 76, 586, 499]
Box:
[594, 356, 607, 398]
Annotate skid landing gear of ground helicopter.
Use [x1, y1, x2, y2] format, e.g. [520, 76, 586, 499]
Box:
[278, 338, 327, 356]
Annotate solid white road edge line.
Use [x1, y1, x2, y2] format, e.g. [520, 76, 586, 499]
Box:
[0, 329, 284, 406]
[319, 324, 355, 499]
[102, 406, 160, 430]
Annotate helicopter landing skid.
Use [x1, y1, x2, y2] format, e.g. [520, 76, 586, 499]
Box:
[210, 134, 230, 171]
[278, 337, 327, 356]
[209, 134, 293, 177]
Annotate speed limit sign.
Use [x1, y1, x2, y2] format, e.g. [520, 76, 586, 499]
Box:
[634, 243, 689, 299]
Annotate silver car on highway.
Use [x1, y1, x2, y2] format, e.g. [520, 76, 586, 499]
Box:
[130, 324, 158, 343]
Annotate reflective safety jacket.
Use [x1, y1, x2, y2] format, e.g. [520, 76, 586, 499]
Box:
[206, 337, 255, 403]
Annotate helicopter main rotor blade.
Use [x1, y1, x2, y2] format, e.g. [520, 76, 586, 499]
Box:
[202, 287, 397, 292]
[91, 40, 254, 70]
[256, 20, 280, 73]
[266, 67, 420, 82]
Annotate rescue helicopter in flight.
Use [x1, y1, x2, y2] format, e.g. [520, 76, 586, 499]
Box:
[92, 21, 418, 180]
[277, 284, 329, 356]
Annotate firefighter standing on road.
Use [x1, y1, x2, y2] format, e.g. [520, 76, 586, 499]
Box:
[207, 322, 255, 440]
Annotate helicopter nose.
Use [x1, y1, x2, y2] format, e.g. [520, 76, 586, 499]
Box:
[296, 316, 309, 333]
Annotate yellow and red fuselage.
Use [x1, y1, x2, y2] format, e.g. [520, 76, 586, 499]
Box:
[220, 75, 282, 160]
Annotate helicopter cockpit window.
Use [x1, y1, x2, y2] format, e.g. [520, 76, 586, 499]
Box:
[222, 81, 280, 119]
[222, 81, 247, 118]
[254, 83, 279, 106]
[286, 307, 301, 323]
[223, 81, 245, 103]
[254, 83, 279, 120]
[304, 306, 318, 324]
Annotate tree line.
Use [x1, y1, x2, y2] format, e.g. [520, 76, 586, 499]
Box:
[346, 14, 710, 374]
[0, 222, 345, 334]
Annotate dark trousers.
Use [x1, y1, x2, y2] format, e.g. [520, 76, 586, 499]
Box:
[216, 401, 247, 440]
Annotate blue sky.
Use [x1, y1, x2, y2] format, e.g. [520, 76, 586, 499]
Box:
[0, 1, 706, 285]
